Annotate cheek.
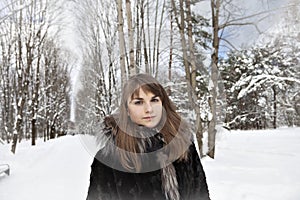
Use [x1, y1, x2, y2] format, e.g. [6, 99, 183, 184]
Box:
[154, 104, 163, 116]
[128, 106, 141, 119]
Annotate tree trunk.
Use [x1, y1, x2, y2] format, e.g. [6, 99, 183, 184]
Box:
[172, 0, 204, 155]
[166, 8, 173, 96]
[135, 0, 141, 71]
[207, 0, 220, 159]
[125, 0, 136, 76]
[171, 0, 191, 86]
[155, 0, 166, 78]
[208, 65, 217, 159]
[152, 0, 159, 75]
[178, 0, 191, 85]
[169, 9, 173, 84]
[272, 85, 277, 129]
[32, 35, 43, 145]
[117, 0, 127, 85]
[146, 0, 152, 73]
[11, 1, 24, 153]
[31, 118, 37, 146]
[186, 0, 196, 89]
[141, 0, 149, 73]
[186, 0, 204, 156]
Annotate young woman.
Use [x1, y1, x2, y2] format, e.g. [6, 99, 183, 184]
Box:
[86, 74, 211, 200]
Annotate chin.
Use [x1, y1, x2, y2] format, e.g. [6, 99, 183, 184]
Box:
[145, 122, 159, 129]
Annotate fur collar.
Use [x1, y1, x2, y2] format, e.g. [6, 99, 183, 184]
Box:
[95, 115, 182, 200]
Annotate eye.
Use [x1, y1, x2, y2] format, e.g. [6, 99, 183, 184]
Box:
[133, 100, 143, 105]
[151, 98, 160, 103]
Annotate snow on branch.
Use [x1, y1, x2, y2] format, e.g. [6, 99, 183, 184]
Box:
[237, 74, 300, 99]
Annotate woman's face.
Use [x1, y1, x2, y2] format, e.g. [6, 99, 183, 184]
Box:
[127, 88, 163, 128]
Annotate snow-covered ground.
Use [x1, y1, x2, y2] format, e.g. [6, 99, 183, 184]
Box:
[1, 127, 300, 200]
[204, 127, 300, 200]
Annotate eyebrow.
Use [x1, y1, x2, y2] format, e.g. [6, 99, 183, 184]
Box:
[131, 97, 143, 101]
[130, 95, 159, 101]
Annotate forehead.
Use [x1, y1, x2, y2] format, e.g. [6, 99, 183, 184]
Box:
[131, 87, 156, 99]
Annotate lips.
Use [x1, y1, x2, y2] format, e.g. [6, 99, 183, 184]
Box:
[143, 116, 155, 120]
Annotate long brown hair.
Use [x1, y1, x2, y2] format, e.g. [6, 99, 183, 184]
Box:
[112, 74, 191, 172]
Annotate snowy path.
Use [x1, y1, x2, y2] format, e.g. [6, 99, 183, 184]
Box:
[1, 127, 300, 200]
[0, 136, 93, 200]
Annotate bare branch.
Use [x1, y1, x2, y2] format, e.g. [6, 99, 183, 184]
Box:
[220, 37, 238, 50]
[220, 3, 298, 30]
[0, 0, 34, 24]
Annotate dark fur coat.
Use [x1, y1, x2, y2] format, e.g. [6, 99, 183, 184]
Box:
[86, 117, 211, 200]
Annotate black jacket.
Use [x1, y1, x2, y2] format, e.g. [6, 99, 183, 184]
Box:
[86, 122, 210, 200]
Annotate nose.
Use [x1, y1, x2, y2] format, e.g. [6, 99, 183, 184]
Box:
[144, 102, 153, 113]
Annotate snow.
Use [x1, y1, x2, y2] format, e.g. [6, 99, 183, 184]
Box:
[1, 128, 300, 200]
[204, 127, 300, 200]
[0, 136, 93, 200]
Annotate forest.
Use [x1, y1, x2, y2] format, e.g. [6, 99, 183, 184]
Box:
[0, 0, 299, 157]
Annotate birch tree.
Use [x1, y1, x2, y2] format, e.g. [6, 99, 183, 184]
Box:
[125, 0, 136, 75]
[117, 0, 127, 85]
[207, 0, 275, 158]
[170, 0, 211, 157]
[208, 0, 220, 159]
[74, 0, 119, 133]
[0, 0, 71, 152]
[0, 13, 15, 143]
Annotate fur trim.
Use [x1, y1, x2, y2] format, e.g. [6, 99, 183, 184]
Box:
[96, 115, 196, 199]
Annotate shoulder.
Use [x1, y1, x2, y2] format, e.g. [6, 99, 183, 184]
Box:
[177, 117, 194, 140]
[186, 142, 202, 160]
[92, 115, 118, 155]
[175, 142, 201, 165]
[95, 115, 118, 139]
